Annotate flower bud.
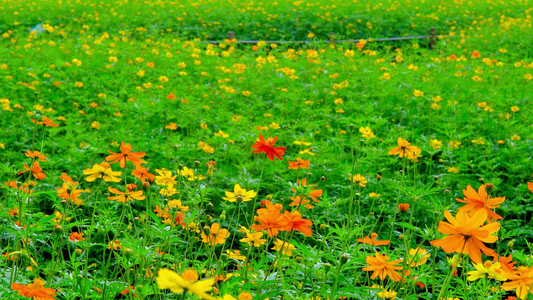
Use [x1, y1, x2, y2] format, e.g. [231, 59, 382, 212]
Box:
[74, 248, 83, 256]
[341, 253, 349, 265]
[376, 174, 382, 181]
[324, 263, 332, 271]
[321, 176, 326, 181]
[53, 224, 64, 234]
[194, 160, 201, 166]
[320, 224, 327, 231]
[479, 178, 485, 184]
[398, 203, 410, 212]
[295, 256, 303, 263]
[220, 211, 226, 221]
[142, 182, 150, 189]
[399, 234, 405, 240]
[123, 248, 133, 258]
[203, 226, 211, 235]
[266, 195, 273, 200]
[486, 183, 494, 192]
[444, 189, 450, 194]
[508, 239, 515, 250]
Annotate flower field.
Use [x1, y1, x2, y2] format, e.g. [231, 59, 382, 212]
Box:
[1, 0, 533, 299]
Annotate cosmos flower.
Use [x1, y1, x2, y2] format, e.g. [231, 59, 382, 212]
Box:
[251, 134, 286, 161]
[362, 252, 404, 281]
[430, 209, 499, 263]
[156, 268, 215, 300]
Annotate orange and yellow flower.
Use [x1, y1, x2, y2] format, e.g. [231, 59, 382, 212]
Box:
[11, 278, 57, 300]
[430, 209, 499, 263]
[362, 252, 404, 281]
[456, 184, 505, 223]
[388, 138, 421, 160]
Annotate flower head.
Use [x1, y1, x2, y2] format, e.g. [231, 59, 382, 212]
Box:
[223, 184, 257, 202]
[467, 261, 507, 281]
[288, 158, 310, 169]
[357, 233, 390, 246]
[388, 138, 421, 160]
[456, 184, 505, 223]
[362, 252, 404, 281]
[201, 223, 229, 246]
[18, 161, 47, 180]
[106, 142, 145, 168]
[108, 184, 145, 202]
[430, 209, 499, 263]
[156, 268, 215, 300]
[271, 239, 295, 256]
[83, 162, 121, 182]
[11, 278, 57, 299]
[251, 134, 286, 161]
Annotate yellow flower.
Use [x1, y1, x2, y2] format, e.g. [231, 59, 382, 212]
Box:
[377, 289, 397, 300]
[226, 250, 245, 261]
[407, 247, 431, 267]
[168, 199, 189, 211]
[156, 268, 215, 300]
[83, 163, 122, 182]
[448, 140, 461, 149]
[214, 130, 229, 138]
[240, 231, 266, 247]
[429, 139, 443, 150]
[510, 106, 520, 112]
[155, 168, 177, 187]
[350, 174, 367, 187]
[413, 90, 424, 97]
[448, 167, 459, 174]
[467, 261, 506, 281]
[223, 184, 257, 202]
[271, 239, 295, 256]
[91, 121, 101, 130]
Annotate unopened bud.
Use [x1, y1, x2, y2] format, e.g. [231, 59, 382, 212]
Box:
[173, 144, 179, 149]
[321, 176, 326, 181]
[207, 202, 214, 208]
[123, 248, 133, 258]
[220, 211, 226, 221]
[324, 263, 332, 271]
[206, 215, 213, 222]
[53, 224, 64, 234]
[444, 189, 450, 194]
[61, 200, 68, 204]
[479, 178, 485, 184]
[399, 234, 405, 240]
[307, 172, 312, 177]
[376, 174, 382, 181]
[142, 182, 150, 189]
[74, 248, 83, 256]
[320, 224, 327, 231]
[434, 176, 439, 181]
[508, 239, 515, 249]
[295, 256, 303, 263]
[266, 195, 273, 200]
[194, 160, 201, 166]
[203, 226, 211, 235]
[341, 253, 349, 264]
[349, 124, 355, 130]
[486, 183, 494, 192]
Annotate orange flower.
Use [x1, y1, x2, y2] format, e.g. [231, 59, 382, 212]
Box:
[357, 233, 390, 246]
[106, 142, 145, 168]
[69, 232, 85, 242]
[18, 162, 47, 180]
[288, 158, 310, 169]
[201, 223, 229, 246]
[108, 184, 145, 202]
[251, 134, 286, 161]
[174, 212, 186, 227]
[362, 252, 404, 281]
[388, 138, 421, 160]
[289, 196, 314, 209]
[292, 178, 323, 202]
[57, 173, 83, 205]
[398, 203, 410, 212]
[456, 184, 505, 223]
[472, 50, 481, 58]
[430, 209, 499, 263]
[282, 210, 313, 237]
[31, 116, 59, 127]
[132, 165, 155, 183]
[8, 207, 19, 217]
[11, 278, 57, 300]
[251, 200, 288, 238]
[527, 181, 533, 193]
[501, 266, 533, 299]
[166, 92, 177, 100]
[24, 150, 47, 161]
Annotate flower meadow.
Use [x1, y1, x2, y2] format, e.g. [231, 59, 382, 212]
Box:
[1, 0, 533, 299]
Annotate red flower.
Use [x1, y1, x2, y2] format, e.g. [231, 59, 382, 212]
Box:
[251, 134, 286, 161]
